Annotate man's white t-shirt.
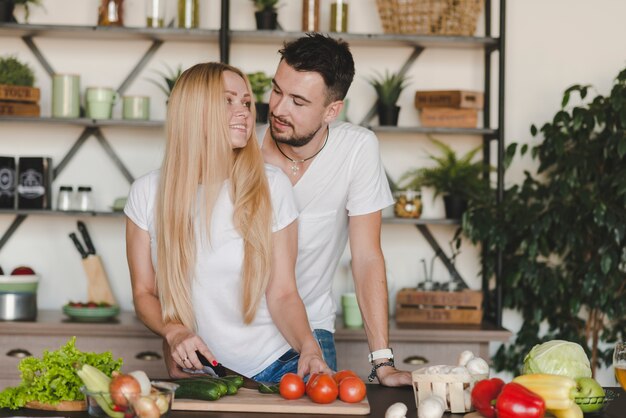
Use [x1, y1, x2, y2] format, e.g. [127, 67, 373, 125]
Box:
[261, 121, 394, 333]
[124, 164, 299, 377]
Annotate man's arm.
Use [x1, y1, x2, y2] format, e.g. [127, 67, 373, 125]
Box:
[348, 211, 412, 386]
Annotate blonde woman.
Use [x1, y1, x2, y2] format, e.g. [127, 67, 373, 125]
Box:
[125, 62, 330, 382]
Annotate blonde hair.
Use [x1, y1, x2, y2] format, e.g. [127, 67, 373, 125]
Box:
[156, 62, 272, 329]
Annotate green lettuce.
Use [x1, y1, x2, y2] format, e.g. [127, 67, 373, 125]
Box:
[0, 336, 122, 409]
[522, 340, 592, 379]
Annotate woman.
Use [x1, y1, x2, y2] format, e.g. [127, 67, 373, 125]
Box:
[125, 62, 330, 382]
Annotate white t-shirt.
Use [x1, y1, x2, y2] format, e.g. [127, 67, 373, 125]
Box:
[124, 164, 299, 377]
[260, 121, 394, 332]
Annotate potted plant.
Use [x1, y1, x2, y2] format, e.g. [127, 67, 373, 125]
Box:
[0, 55, 35, 86]
[367, 69, 410, 126]
[251, 0, 280, 30]
[147, 63, 183, 102]
[247, 71, 272, 123]
[0, 0, 43, 22]
[397, 137, 488, 219]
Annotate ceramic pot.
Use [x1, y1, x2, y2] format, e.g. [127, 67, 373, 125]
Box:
[255, 10, 277, 30]
[443, 194, 467, 219]
[0, 0, 16, 22]
[377, 104, 400, 126]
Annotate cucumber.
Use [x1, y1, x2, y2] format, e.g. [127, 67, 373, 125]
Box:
[212, 377, 239, 395]
[222, 375, 245, 389]
[191, 377, 229, 396]
[257, 381, 280, 394]
[173, 378, 222, 401]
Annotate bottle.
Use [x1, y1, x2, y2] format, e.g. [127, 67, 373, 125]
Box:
[330, 0, 348, 33]
[56, 186, 73, 211]
[75, 186, 94, 211]
[146, 0, 166, 28]
[302, 0, 320, 32]
[98, 0, 124, 27]
[177, 0, 199, 29]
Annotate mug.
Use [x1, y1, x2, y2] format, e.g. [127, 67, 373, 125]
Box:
[52, 74, 80, 118]
[122, 95, 150, 120]
[341, 292, 363, 328]
[86, 87, 118, 119]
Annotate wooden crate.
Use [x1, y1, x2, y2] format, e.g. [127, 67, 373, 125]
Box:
[419, 107, 478, 128]
[0, 85, 40, 103]
[0, 101, 40, 117]
[412, 369, 487, 413]
[395, 289, 483, 325]
[414, 90, 483, 109]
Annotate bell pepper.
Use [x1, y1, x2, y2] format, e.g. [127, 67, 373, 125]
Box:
[513, 374, 583, 418]
[471, 377, 505, 418]
[495, 382, 546, 418]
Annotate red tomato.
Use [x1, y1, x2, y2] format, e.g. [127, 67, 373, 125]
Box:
[279, 373, 305, 400]
[305, 373, 319, 395]
[306, 373, 338, 404]
[333, 369, 358, 385]
[338, 376, 367, 403]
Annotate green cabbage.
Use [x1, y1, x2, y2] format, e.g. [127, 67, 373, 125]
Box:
[522, 340, 592, 379]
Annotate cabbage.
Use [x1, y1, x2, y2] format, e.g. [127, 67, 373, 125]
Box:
[522, 340, 592, 379]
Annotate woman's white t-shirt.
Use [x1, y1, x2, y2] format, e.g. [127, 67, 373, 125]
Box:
[124, 164, 299, 377]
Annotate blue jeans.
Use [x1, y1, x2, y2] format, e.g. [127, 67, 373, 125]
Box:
[252, 329, 337, 383]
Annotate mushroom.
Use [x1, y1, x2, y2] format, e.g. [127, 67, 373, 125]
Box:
[385, 402, 408, 418]
[418, 395, 446, 418]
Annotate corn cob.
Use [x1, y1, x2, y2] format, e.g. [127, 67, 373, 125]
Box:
[512, 374, 583, 418]
[76, 364, 124, 418]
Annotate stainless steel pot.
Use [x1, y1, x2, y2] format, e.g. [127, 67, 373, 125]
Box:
[0, 292, 37, 321]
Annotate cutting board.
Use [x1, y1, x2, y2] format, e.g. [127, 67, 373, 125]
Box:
[25, 400, 86, 411]
[173, 388, 370, 415]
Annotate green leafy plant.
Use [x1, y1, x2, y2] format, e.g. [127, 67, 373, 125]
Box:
[462, 67, 626, 375]
[367, 70, 410, 107]
[247, 71, 272, 103]
[250, 0, 280, 12]
[398, 137, 488, 200]
[147, 63, 183, 98]
[0, 55, 35, 86]
[13, 0, 44, 22]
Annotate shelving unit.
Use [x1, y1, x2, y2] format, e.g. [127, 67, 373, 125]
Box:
[0, 0, 505, 325]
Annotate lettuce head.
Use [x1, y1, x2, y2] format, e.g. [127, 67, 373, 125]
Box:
[522, 340, 592, 379]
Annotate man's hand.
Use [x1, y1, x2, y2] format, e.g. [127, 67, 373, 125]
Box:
[376, 365, 412, 387]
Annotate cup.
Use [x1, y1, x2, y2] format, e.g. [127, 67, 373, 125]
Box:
[341, 293, 362, 328]
[52, 74, 80, 118]
[122, 95, 150, 120]
[146, 0, 165, 27]
[86, 87, 118, 119]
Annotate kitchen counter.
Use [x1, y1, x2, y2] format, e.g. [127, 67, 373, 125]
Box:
[0, 386, 623, 417]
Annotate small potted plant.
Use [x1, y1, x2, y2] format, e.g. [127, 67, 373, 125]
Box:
[251, 0, 280, 30]
[247, 71, 272, 123]
[367, 69, 410, 126]
[398, 137, 488, 219]
[0, 0, 43, 23]
[0, 55, 39, 116]
[147, 63, 183, 103]
[0, 55, 35, 86]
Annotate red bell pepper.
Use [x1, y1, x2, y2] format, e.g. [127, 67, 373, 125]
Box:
[495, 382, 546, 418]
[471, 377, 505, 418]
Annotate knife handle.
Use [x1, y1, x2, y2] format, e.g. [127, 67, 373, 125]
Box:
[196, 350, 226, 377]
[69, 233, 88, 259]
[77, 221, 96, 254]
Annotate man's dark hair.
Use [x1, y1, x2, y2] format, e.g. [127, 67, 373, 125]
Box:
[279, 33, 355, 103]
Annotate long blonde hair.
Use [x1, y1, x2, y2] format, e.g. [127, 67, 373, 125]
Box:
[156, 62, 272, 329]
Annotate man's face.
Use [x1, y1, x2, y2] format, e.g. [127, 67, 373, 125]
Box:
[268, 61, 332, 147]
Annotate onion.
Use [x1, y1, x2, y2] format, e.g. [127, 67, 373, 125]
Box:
[132, 396, 161, 418]
[129, 370, 152, 396]
[109, 373, 141, 407]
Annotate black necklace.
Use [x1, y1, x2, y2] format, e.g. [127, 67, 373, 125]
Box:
[273, 128, 329, 176]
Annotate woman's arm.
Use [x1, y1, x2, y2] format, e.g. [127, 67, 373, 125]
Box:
[266, 220, 332, 377]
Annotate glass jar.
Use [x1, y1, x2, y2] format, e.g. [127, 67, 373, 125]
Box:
[76, 186, 94, 212]
[56, 185, 73, 211]
[177, 0, 199, 29]
[146, 0, 166, 28]
[330, 0, 348, 33]
[98, 0, 124, 27]
[302, 0, 320, 32]
[394, 190, 422, 218]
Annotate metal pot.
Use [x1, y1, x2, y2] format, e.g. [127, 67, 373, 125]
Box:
[0, 292, 37, 321]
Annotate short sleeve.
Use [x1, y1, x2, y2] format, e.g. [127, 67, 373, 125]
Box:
[124, 171, 156, 231]
[265, 165, 299, 232]
[346, 132, 394, 216]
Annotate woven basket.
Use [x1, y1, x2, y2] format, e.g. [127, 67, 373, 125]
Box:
[376, 0, 483, 36]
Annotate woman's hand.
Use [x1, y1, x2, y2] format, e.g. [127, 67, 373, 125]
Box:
[164, 324, 217, 372]
[296, 339, 333, 377]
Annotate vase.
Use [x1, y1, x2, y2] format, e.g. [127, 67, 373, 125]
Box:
[377, 104, 400, 126]
[0, 0, 16, 22]
[443, 194, 467, 219]
[255, 102, 269, 123]
[255, 10, 277, 30]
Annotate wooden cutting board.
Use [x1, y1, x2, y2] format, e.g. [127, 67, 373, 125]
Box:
[25, 400, 86, 411]
[173, 388, 370, 415]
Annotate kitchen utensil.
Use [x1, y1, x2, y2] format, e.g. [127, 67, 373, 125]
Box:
[195, 351, 259, 390]
[0, 292, 37, 321]
[69, 232, 89, 259]
[77, 220, 96, 255]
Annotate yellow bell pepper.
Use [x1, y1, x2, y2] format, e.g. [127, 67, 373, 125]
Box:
[512, 374, 583, 418]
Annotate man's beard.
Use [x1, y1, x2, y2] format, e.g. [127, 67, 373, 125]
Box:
[270, 115, 323, 148]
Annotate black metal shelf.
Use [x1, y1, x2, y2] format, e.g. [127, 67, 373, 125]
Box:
[382, 217, 460, 225]
[370, 126, 498, 136]
[0, 116, 164, 128]
[0, 209, 124, 217]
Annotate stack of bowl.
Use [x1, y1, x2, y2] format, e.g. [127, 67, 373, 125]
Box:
[0, 274, 39, 321]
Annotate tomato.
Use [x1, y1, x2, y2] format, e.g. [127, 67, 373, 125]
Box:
[279, 373, 305, 400]
[333, 369, 358, 385]
[338, 376, 367, 403]
[306, 373, 338, 404]
[305, 373, 319, 395]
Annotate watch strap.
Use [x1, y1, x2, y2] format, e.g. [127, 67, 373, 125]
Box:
[368, 348, 394, 363]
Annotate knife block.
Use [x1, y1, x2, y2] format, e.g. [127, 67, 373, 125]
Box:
[81, 255, 117, 305]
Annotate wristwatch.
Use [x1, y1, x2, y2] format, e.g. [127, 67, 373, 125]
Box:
[368, 348, 394, 363]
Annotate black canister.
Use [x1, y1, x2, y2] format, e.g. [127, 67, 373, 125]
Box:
[0, 156, 16, 209]
[17, 157, 53, 209]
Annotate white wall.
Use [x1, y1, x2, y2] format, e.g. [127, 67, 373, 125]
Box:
[1, 0, 624, 385]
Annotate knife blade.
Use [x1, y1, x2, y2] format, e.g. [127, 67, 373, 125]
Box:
[77, 221, 96, 255]
[195, 351, 259, 389]
[69, 233, 88, 259]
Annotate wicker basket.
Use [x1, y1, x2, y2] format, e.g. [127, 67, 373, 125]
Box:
[376, 0, 483, 36]
[412, 369, 488, 413]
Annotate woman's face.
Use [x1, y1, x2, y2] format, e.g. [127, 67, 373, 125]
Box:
[223, 71, 253, 149]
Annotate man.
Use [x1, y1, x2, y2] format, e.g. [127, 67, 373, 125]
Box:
[259, 33, 411, 386]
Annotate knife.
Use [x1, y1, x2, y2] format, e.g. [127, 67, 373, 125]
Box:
[77, 221, 96, 255]
[195, 351, 259, 389]
[69, 233, 88, 259]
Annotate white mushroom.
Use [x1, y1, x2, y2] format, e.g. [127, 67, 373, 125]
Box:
[457, 350, 475, 367]
[418, 395, 446, 418]
[466, 357, 489, 375]
[385, 402, 408, 418]
[450, 366, 469, 375]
